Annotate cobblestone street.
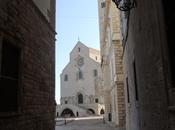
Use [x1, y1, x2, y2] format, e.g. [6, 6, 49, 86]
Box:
[55, 116, 118, 130]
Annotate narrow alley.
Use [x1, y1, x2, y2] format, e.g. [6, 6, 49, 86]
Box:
[0, 0, 175, 130]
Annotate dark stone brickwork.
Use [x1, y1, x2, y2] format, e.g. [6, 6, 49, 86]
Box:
[122, 0, 174, 130]
[0, 0, 56, 130]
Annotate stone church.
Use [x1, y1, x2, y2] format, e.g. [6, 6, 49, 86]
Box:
[57, 41, 105, 117]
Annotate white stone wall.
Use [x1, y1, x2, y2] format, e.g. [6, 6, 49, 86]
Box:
[98, 0, 125, 127]
[89, 48, 101, 63]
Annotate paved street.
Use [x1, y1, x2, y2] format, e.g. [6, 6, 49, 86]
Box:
[55, 116, 117, 130]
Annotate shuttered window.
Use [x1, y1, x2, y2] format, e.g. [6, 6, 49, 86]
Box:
[0, 40, 21, 113]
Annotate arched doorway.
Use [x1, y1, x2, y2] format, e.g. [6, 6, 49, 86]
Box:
[61, 108, 75, 117]
[100, 109, 105, 115]
[87, 108, 95, 115]
[78, 93, 83, 104]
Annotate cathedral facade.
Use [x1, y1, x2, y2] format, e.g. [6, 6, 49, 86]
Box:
[57, 41, 105, 117]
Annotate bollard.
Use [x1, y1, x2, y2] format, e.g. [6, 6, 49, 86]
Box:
[103, 115, 105, 124]
[64, 118, 67, 125]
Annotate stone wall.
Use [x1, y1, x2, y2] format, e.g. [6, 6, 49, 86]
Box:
[0, 0, 56, 130]
[122, 0, 173, 130]
[114, 40, 125, 128]
[97, 0, 125, 127]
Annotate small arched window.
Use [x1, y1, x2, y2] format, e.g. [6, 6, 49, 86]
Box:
[64, 74, 68, 81]
[95, 98, 99, 103]
[93, 69, 98, 77]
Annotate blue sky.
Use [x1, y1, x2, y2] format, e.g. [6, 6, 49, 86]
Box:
[55, 0, 100, 104]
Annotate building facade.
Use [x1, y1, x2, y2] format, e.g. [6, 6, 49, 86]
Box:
[98, 0, 125, 128]
[0, 0, 56, 130]
[57, 41, 105, 117]
[117, 0, 175, 130]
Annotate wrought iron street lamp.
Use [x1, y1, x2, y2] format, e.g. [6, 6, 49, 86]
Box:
[112, 0, 136, 11]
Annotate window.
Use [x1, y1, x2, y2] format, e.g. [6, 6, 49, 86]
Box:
[101, 1, 106, 8]
[78, 47, 80, 52]
[77, 70, 83, 80]
[133, 61, 139, 101]
[77, 57, 84, 67]
[65, 101, 68, 104]
[0, 39, 21, 113]
[93, 69, 98, 77]
[126, 77, 130, 103]
[163, 0, 175, 88]
[64, 74, 68, 81]
[101, 56, 104, 67]
[95, 56, 98, 60]
[95, 98, 99, 103]
[79, 71, 82, 79]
